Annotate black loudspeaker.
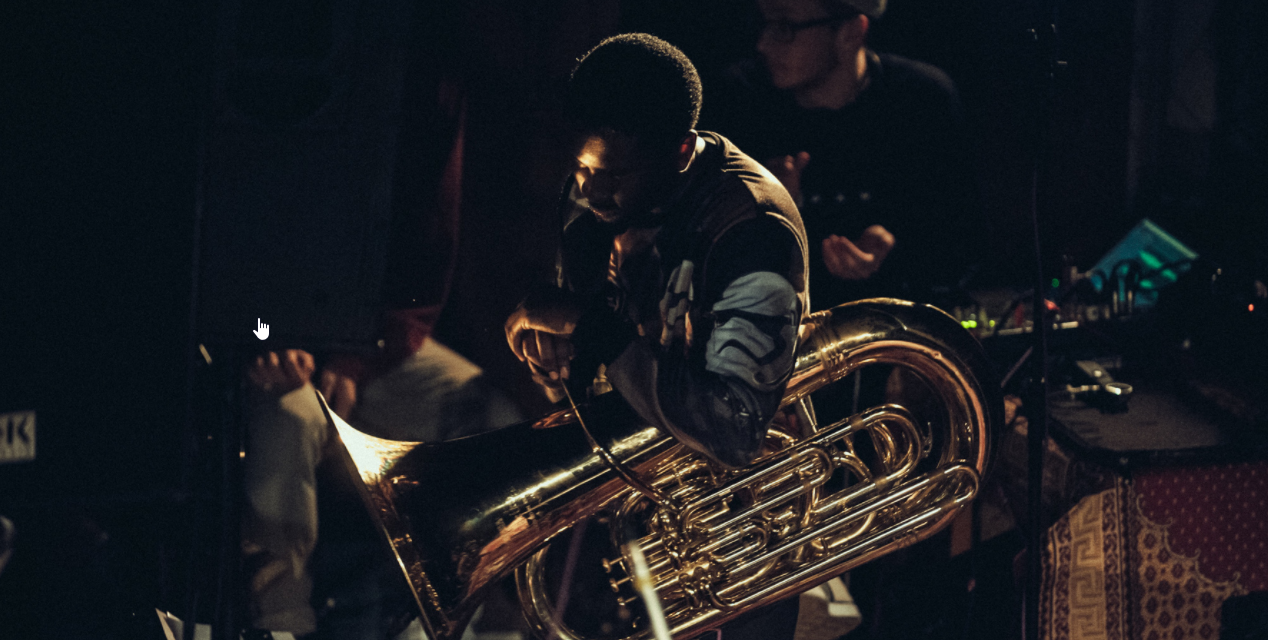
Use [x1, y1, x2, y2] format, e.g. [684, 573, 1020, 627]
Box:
[196, 0, 410, 350]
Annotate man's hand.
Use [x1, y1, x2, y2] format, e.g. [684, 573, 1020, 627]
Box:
[505, 297, 581, 385]
[247, 350, 315, 396]
[821, 225, 895, 281]
[247, 350, 359, 419]
[318, 369, 358, 420]
[764, 152, 811, 205]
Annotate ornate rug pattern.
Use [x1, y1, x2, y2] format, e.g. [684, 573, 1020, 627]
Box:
[1040, 480, 1247, 640]
[1041, 481, 1131, 640]
[1134, 461, 1268, 592]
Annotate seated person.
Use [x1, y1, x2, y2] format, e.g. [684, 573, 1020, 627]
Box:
[706, 0, 989, 310]
[243, 336, 521, 638]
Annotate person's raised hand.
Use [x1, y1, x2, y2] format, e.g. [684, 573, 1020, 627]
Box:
[821, 225, 895, 281]
[764, 151, 811, 205]
[247, 349, 315, 396]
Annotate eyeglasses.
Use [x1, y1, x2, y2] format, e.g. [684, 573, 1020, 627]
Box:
[760, 15, 851, 44]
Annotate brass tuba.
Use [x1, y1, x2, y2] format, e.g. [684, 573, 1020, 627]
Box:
[329, 299, 1001, 640]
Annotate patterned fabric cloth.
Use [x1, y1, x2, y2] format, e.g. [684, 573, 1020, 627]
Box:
[1134, 461, 1268, 592]
[1133, 505, 1245, 640]
[1040, 477, 1251, 640]
[1041, 480, 1132, 640]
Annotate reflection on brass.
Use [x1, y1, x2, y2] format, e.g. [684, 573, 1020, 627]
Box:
[531, 408, 577, 430]
[328, 299, 1001, 640]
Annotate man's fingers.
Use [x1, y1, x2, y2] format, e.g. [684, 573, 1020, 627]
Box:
[822, 236, 860, 279]
[331, 377, 357, 419]
[508, 305, 577, 388]
[562, 338, 575, 368]
[247, 351, 314, 394]
[793, 151, 811, 171]
[857, 225, 896, 259]
[511, 329, 532, 363]
[552, 334, 575, 378]
[296, 350, 315, 376]
[836, 235, 873, 263]
[264, 351, 287, 387]
[281, 350, 306, 385]
[505, 311, 528, 361]
[833, 236, 877, 278]
[521, 330, 574, 380]
[822, 235, 875, 280]
[319, 369, 336, 399]
[826, 234, 869, 268]
[521, 333, 542, 369]
[536, 331, 559, 379]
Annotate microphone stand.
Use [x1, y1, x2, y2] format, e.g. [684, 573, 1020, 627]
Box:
[1024, 5, 1062, 640]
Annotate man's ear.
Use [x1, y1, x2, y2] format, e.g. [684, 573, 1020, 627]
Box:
[675, 131, 699, 172]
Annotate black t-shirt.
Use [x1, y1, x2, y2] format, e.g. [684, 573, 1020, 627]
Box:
[706, 52, 988, 310]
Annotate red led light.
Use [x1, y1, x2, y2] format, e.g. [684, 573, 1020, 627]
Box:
[1250, 304, 1256, 313]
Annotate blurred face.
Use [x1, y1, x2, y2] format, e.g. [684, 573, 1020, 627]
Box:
[572, 132, 679, 227]
[756, 0, 843, 91]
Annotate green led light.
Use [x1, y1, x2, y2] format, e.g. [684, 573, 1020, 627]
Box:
[1051, 278, 1060, 288]
[1138, 250, 1163, 270]
[1161, 268, 1176, 282]
[989, 320, 997, 327]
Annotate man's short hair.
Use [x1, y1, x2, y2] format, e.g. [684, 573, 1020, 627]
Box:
[565, 33, 703, 151]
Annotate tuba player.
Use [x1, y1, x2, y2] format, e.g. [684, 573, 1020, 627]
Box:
[504, 33, 810, 638]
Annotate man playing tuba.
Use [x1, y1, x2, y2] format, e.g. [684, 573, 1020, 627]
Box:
[504, 32, 811, 639]
[505, 33, 809, 471]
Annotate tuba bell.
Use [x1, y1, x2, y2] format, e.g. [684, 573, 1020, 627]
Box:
[328, 299, 1001, 640]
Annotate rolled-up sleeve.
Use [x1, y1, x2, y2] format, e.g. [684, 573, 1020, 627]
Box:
[607, 269, 800, 468]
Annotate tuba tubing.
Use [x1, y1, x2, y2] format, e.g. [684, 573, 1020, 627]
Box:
[329, 299, 1002, 640]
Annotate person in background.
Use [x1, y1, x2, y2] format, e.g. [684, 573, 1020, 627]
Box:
[240, 54, 523, 638]
[705, 3, 993, 637]
[244, 340, 521, 639]
[707, 0, 988, 312]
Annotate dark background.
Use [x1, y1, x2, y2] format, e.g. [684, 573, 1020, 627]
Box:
[0, 0, 1262, 635]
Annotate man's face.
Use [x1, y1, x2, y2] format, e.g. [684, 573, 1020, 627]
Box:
[573, 132, 677, 227]
[756, 0, 843, 91]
